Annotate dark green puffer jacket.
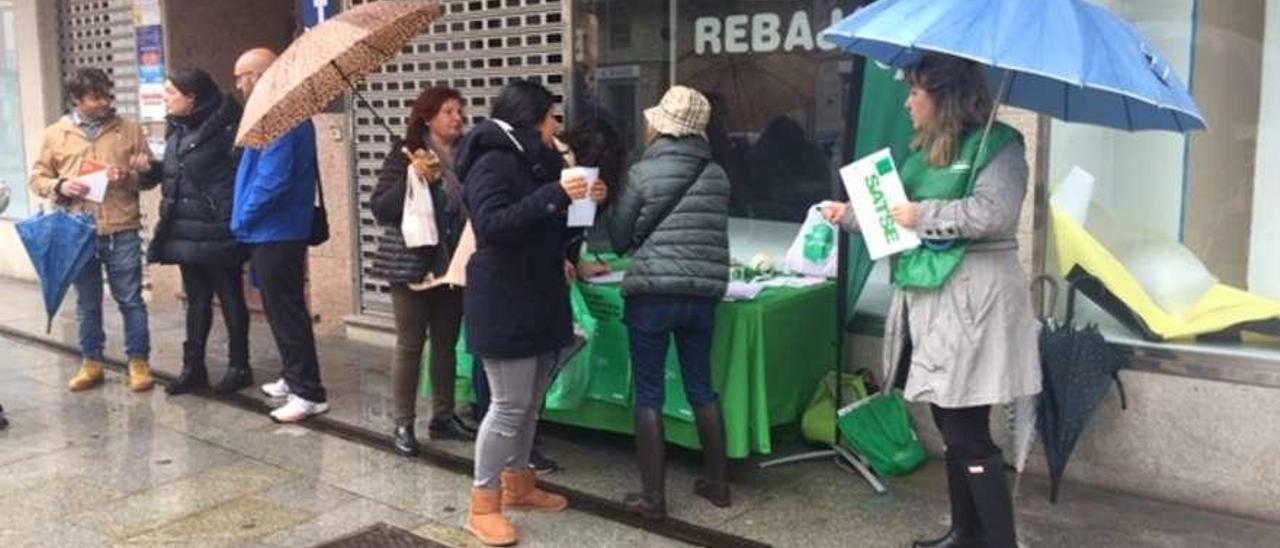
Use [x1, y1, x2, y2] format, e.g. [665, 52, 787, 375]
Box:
[607, 136, 730, 300]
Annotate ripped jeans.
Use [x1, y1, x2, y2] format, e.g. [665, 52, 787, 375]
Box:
[472, 350, 562, 488]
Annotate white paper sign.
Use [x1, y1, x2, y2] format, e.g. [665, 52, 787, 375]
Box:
[1051, 166, 1095, 225]
[78, 169, 110, 204]
[839, 148, 921, 260]
[563, 166, 600, 227]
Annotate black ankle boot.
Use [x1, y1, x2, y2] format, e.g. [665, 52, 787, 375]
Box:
[622, 407, 666, 519]
[963, 453, 1018, 548]
[394, 421, 421, 457]
[428, 414, 477, 441]
[166, 343, 210, 395]
[211, 364, 253, 395]
[914, 453, 983, 548]
[692, 402, 731, 508]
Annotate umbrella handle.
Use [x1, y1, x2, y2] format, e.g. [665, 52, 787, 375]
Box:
[1113, 372, 1129, 411]
[331, 60, 399, 141]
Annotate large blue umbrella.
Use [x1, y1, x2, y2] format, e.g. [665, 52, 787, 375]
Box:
[15, 211, 97, 332]
[821, 0, 1206, 132]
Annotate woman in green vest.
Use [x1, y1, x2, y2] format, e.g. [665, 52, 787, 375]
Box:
[823, 53, 1040, 548]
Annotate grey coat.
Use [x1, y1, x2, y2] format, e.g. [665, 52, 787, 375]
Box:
[842, 143, 1041, 408]
[608, 136, 730, 300]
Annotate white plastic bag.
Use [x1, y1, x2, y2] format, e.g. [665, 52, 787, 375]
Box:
[784, 205, 839, 278]
[401, 169, 438, 248]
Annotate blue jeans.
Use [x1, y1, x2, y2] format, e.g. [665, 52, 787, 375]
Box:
[74, 230, 150, 361]
[624, 298, 719, 411]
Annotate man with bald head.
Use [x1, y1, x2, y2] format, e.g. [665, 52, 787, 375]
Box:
[233, 48, 275, 100]
[230, 47, 329, 422]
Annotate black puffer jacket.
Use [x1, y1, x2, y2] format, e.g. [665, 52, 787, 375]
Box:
[456, 120, 574, 360]
[607, 136, 730, 299]
[148, 94, 244, 266]
[368, 139, 466, 284]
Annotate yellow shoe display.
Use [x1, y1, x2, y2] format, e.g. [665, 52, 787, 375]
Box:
[68, 361, 105, 392]
[128, 359, 155, 392]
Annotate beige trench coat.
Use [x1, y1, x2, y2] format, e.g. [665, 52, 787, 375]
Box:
[842, 142, 1041, 408]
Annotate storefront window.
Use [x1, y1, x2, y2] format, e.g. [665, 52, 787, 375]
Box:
[0, 1, 27, 218]
[1050, 0, 1280, 356]
[571, 0, 857, 260]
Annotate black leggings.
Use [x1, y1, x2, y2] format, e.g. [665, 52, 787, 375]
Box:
[930, 405, 1000, 461]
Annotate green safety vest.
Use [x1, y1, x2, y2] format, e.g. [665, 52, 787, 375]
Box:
[892, 122, 1022, 290]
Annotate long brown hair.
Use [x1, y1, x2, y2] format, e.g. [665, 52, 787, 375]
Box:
[906, 54, 993, 167]
[404, 86, 463, 151]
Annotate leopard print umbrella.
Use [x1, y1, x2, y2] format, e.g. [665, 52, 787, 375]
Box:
[236, 0, 443, 148]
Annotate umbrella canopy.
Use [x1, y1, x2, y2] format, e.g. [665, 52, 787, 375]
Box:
[236, 0, 443, 148]
[1036, 278, 1129, 503]
[821, 0, 1206, 132]
[15, 211, 97, 332]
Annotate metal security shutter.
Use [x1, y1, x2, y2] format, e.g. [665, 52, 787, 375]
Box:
[58, 0, 139, 118]
[347, 0, 569, 317]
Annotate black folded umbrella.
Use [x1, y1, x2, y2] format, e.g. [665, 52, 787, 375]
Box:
[1034, 275, 1130, 503]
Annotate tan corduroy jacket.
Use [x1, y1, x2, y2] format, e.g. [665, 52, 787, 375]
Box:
[29, 114, 157, 235]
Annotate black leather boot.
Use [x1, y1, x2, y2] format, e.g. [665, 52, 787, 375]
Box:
[692, 402, 731, 508]
[913, 452, 983, 548]
[964, 453, 1018, 548]
[394, 420, 421, 457]
[211, 359, 253, 395]
[622, 407, 666, 518]
[166, 342, 210, 395]
[0, 402, 7, 430]
[429, 414, 477, 441]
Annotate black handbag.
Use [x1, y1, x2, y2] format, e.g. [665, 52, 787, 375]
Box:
[309, 176, 330, 246]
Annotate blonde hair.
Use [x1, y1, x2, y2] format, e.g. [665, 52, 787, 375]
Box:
[906, 55, 994, 167]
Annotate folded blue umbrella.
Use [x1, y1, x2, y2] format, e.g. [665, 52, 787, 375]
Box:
[15, 211, 97, 332]
[821, 0, 1206, 132]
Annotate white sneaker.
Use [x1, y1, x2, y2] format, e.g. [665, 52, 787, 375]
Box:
[261, 378, 290, 398]
[269, 394, 329, 423]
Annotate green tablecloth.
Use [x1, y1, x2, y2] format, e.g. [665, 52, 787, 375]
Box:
[436, 280, 836, 458]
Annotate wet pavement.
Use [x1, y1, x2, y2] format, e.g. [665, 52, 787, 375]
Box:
[0, 334, 688, 547]
[2, 275, 1280, 547]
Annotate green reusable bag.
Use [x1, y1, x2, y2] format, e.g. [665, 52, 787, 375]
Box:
[837, 390, 928, 476]
[801, 371, 870, 445]
[544, 284, 596, 410]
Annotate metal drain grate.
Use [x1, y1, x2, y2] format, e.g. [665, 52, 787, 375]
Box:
[312, 523, 453, 548]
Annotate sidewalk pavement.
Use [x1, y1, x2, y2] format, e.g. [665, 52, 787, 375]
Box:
[2, 275, 1278, 547]
[0, 334, 685, 547]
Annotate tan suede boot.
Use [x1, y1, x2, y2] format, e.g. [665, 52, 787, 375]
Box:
[68, 361, 105, 392]
[467, 486, 517, 547]
[501, 468, 568, 512]
[128, 359, 155, 392]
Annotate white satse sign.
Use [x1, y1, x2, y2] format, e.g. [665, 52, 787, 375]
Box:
[839, 148, 921, 261]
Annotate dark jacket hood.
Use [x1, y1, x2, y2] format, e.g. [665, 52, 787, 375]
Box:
[455, 119, 561, 183]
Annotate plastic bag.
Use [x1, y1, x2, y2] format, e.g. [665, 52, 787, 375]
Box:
[544, 285, 595, 410]
[837, 390, 928, 477]
[401, 169, 438, 248]
[784, 205, 839, 278]
[801, 371, 870, 445]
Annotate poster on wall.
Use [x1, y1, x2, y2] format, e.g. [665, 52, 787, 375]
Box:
[132, 0, 165, 123]
[134, 25, 166, 123]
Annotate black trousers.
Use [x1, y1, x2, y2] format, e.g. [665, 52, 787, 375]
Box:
[179, 262, 249, 368]
[250, 242, 326, 403]
[930, 404, 1000, 461]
